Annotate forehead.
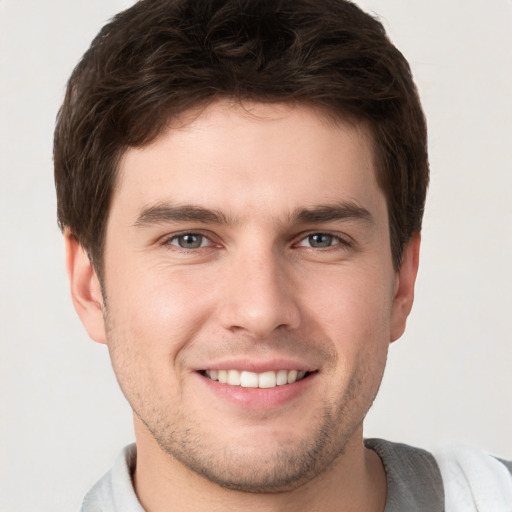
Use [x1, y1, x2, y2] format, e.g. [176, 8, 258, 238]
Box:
[111, 100, 384, 225]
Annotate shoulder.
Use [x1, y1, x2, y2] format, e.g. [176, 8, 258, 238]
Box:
[79, 444, 144, 512]
[365, 438, 512, 512]
[433, 444, 512, 511]
[365, 438, 444, 511]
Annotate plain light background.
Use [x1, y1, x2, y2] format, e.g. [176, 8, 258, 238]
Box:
[1, 1, 511, 511]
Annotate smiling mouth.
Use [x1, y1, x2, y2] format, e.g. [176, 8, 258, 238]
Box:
[201, 369, 312, 389]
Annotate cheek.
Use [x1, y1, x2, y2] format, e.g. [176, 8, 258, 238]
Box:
[301, 266, 394, 344]
[104, 263, 219, 372]
[102, 272, 201, 408]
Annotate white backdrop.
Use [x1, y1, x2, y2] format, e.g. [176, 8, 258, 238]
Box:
[1, 1, 511, 511]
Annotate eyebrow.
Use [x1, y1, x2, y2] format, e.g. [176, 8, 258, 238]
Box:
[133, 201, 373, 228]
[291, 202, 374, 225]
[134, 203, 232, 227]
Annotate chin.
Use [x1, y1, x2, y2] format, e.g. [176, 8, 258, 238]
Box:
[146, 407, 357, 494]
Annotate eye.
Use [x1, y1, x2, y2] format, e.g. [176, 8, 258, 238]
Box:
[297, 233, 344, 249]
[168, 233, 210, 249]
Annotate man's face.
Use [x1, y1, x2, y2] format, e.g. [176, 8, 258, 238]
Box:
[72, 101, 417, 492]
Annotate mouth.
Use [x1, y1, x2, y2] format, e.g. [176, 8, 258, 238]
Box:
[200, 369, 312, 389]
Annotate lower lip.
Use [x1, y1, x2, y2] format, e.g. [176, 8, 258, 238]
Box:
[196, 372, 316, 409]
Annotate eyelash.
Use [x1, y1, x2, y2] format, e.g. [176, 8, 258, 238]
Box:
[162, 231, 351, 252]
[164, 232, 215, 250]
[295, 232, 350, 250]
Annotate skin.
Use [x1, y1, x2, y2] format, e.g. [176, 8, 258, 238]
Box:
[67, 101, 420, 512]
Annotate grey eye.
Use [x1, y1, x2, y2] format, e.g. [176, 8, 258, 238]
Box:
[173, 234, 205, 249]
[307, 233, 334, 248]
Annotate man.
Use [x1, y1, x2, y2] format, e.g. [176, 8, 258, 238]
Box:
[54, 0, 511, 510]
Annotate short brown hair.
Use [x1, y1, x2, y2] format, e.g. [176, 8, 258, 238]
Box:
[54, 0, 428, 277]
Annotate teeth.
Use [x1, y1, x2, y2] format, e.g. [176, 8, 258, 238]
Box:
[287, 370, 298, 384]
[205, 369, 308, 388]
[258, 371, 276, 388]
[240, 371, 258, 388]
[276, 369, 288, 386]
[227, 369, 241, 386]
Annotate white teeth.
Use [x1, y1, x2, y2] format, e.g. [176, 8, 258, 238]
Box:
[227, 369, 241, 385]
[240, 371, 259, 388]
[205, 369, 308, 388]
[259, 371, 277, 388]
[287, 370, 298, 384]
[276, 369, 288, 386]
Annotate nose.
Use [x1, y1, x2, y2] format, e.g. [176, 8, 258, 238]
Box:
[218, 247, 301, 338]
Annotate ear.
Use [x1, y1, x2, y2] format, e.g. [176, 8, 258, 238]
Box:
[390, 233, 421, 342]
[65, 231, 107, 344]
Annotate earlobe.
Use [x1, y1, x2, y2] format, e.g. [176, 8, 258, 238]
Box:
[390, 233, 421, 343]
[65, 231, 107, 344]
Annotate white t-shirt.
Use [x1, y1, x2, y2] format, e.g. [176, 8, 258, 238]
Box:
[79, 439, 512, 512]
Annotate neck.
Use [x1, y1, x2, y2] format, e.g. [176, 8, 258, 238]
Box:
[132, 418, 386, 512]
